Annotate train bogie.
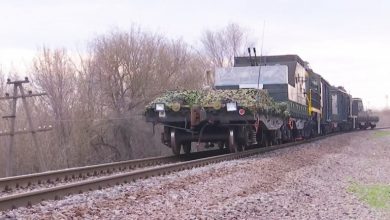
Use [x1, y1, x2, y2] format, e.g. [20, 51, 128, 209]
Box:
[161, 121, 290, 155]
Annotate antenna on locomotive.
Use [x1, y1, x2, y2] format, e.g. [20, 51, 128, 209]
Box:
[253, 20, 265, 89]
[248, 48, 253, 66]
[253, 48, 258, 66]
[256, 21, 266, 101]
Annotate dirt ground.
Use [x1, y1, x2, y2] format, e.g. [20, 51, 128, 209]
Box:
[2, 129, 390, 219]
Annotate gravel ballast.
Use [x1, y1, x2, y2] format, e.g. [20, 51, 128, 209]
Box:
[2, 129, 390, 219]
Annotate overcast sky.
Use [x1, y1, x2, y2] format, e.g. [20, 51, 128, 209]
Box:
[0, 0, 389, 109]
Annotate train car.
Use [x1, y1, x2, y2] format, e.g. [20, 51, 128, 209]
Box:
[145, 54, 379, 155]
[304, 68, 322, 136]
[319, 77, 332, 134]
[330, 86, 353, 131]
[145, 88, 288, 155]
[234, 55, 320, 139]
[351, 98, 379, 129]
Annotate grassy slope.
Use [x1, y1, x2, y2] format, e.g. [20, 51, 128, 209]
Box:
[349, 183, 390, 210]
[347, 127, 390, 212]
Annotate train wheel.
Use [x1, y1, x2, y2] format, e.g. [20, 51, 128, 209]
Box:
[238, 144, 245, 152]
[228, 128, 237, 153]
[261, 134, 269, 147]
[170, 129, 181, 156]
[218, 142, 225, 150]
[183, 142, 191, 155]
[237, 126, 248, 152]
[236, 143, 243, 152]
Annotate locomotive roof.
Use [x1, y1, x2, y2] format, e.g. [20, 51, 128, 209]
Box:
[234, 54, 306, 67]
[234, 54, 338, 92]
[234, 55, 306, 86]
[331, 86, 350, 95]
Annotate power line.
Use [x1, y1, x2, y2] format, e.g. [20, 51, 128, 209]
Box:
[0, 115, 145, 123]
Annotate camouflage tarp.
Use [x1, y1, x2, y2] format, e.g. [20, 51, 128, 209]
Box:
[146, 89, 289, 117]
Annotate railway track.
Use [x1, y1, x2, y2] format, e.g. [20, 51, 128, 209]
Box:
[0, 149, 227, 196]
[0, 155, 180, 194]
[0, 127, 388, 211]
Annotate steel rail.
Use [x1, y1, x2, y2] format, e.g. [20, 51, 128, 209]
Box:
[0, 127, 389, 211]
[0, 155, 182, 193]
[0, 148, 229, 194]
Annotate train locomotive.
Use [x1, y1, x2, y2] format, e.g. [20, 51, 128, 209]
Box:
[145, 54, 379, 155]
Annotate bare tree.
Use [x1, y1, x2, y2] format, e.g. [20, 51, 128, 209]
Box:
[201, 23, 253, 67]
[0, 25, 210, 177]
[88, 27, 205, 159]
[0, 69, 6, 112]
[32, 48, 77, 167]
[0, 69, 6, 176]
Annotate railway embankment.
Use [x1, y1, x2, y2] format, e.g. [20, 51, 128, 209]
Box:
[2, 129, 390, 219]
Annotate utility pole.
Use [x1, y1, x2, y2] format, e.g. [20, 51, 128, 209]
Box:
[386, 95, 389, 110]
[0, 77, 49, 177]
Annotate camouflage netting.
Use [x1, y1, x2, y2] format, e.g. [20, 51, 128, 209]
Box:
[146, 89, 289, 117]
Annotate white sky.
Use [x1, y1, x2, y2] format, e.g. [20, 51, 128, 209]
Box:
[0, 0, 389, 109]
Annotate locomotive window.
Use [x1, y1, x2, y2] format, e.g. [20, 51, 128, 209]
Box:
[358, 101, 364, 112]
[310, 78, 319, 91]
[215, 65, 288, 88]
